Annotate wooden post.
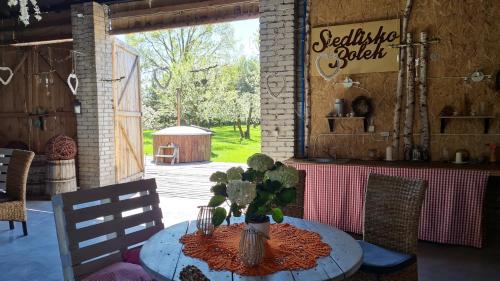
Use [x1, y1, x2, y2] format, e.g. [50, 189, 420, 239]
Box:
[418, 32, 430, 160]
[176, 88, 181, 126]
[403, 32, 415, 160]
[392, 0, 413, 159]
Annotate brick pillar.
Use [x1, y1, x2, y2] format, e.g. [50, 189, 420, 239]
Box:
[71, 2, 115, 188]
[260, 0, 297, 161]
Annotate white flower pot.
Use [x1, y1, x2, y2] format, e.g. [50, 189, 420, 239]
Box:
[246, 220, 270, 239]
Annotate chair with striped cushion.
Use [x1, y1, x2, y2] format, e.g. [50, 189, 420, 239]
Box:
[347, 173, 427, 281]
[0, 148, 35, 236]
[52, 179, 163, 281]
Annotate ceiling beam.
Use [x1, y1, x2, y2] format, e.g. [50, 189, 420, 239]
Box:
[110, 0, 259, 19]
[0, 0, 260, 44]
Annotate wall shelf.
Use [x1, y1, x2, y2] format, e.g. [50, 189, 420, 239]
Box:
[325, 116, 366, 132]
[439, 116, 494, 134]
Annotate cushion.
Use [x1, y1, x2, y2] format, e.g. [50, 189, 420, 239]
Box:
[123, 247, 142, 265]
[82, 262, 154, 281]
[358, 240, 416, 274]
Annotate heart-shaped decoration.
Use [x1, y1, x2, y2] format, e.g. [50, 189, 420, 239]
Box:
[315, 49, 341, 81]
[67, 73, 79, 95]
[0, 66, 14, 86]
[265, 73, 285, 98]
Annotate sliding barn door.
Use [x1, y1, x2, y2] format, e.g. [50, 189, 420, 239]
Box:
[112, 40, 144, 183]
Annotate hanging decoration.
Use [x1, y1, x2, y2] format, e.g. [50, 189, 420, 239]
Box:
[7, 0, 42, 26]
[67, 73, 78, 95]
[0, 52, 28, 86]
[265, 73, 285, 98]
[315, 48, 340, 81]
[67, 51, 79, 95]
[0, 66, 14, 85]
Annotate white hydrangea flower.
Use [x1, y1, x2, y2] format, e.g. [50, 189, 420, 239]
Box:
[226, 180, 257, 206]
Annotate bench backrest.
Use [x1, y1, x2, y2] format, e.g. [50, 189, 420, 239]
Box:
[0, 148, 13, 190]
[52, 179, 164, 281]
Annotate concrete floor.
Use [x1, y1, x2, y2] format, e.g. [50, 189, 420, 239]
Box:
[1, 200, 499, 281]
[1, 160, 499, 280]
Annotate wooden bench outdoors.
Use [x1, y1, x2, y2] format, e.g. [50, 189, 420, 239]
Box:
[52, 179, 164, 281]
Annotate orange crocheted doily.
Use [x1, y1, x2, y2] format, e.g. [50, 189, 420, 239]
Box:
[180, 223, 332, 276]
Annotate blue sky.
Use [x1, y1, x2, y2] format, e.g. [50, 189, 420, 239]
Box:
[230, 18, 259, 57]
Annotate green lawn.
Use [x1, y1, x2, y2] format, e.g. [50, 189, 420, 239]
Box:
[144, 125, 261, 163]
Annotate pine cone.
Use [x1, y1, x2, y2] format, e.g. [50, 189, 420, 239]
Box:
[179, 265, 210, 281]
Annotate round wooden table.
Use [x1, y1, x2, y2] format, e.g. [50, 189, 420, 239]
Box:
[140, 216, 363, 281]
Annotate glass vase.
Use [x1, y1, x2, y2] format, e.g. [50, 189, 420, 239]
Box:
[196, 206, 215, 236]
[239, 228, 265, 267]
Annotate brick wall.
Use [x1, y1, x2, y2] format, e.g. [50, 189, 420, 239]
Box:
[259, 0, 297, 161]
[71, 2, 115, 188]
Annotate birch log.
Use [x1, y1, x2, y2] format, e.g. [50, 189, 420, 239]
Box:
[419, 32, 430, 160]
[392, 0, 413, 160]
[403, 32, 415, 160]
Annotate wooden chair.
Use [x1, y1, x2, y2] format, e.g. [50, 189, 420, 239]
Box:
[52, 179, 164, 281]
[0, 148, 35, 236]
[346, 173, 427, 281]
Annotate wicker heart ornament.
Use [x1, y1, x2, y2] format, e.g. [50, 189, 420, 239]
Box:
[0, 66, 14, 86]
[67, 73, 79, 95]
[315, 50, 341, 81]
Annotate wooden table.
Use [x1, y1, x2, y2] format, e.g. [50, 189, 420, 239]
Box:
[140, 216, 363, 281]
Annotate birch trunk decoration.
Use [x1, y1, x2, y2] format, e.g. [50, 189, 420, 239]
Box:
[392, 0, 413, 159]
[403, 32, 415, 160]
[419, 32, 430, 160]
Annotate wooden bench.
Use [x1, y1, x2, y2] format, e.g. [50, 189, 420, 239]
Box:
[52, 179, 164, 281]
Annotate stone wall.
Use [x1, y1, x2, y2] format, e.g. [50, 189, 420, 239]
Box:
[259, 0, 297, 161]
[71, 2, 115, 188]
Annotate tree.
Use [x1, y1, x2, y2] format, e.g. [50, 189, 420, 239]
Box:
[126, 23, 260, 135]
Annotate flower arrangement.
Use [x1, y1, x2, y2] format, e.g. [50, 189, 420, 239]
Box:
[207, 153, 299, 226]
[7, 0, 42, 26]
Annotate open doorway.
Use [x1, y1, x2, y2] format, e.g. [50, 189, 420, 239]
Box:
[121, 19, 261, 165]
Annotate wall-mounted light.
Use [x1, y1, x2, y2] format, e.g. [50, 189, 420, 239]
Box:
[74, 99, 82, 114]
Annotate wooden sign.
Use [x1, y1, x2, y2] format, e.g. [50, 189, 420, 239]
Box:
[311, 19, 400, 76]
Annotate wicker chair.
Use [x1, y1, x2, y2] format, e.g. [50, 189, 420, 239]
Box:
[346, 173, 427, 281]
[0, 149, 35, 236]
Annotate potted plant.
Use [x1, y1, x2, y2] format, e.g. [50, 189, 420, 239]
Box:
[207, 153, 299, 237]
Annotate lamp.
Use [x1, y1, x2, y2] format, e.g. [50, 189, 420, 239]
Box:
[74, 99, 82, 114]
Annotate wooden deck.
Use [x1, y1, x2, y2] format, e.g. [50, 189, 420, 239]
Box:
[144, 156, 246, 201]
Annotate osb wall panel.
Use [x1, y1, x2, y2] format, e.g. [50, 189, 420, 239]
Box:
[309, 0, 500, 161]
[0, 43, 77, 153]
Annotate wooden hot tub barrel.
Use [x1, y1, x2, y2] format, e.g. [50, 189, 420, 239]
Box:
[153, 126, 212, 163]
[46, 159, 77, 195]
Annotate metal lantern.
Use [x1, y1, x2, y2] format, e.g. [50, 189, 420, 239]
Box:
[239, 228, 265, 267]
[196, 206, 215, 236]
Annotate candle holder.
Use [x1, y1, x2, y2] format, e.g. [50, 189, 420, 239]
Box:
[196, 206, 215, 236]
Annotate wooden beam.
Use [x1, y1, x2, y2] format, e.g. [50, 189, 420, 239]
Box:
[110, 0, 259, 19]
[0, 10, 71, 44]
[110, 2, 259, 35]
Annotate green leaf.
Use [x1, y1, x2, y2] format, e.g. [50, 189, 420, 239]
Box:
[230, 202, 242, 217]
[272, 208, 284, 223]
[257, 206, 267, 215]
[276, 188, 297, 206]
[212, 207, 227, 226]
[210, 183, 227, 197]
[208, 195, 226, 207]
[264, 179, 282, 193]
